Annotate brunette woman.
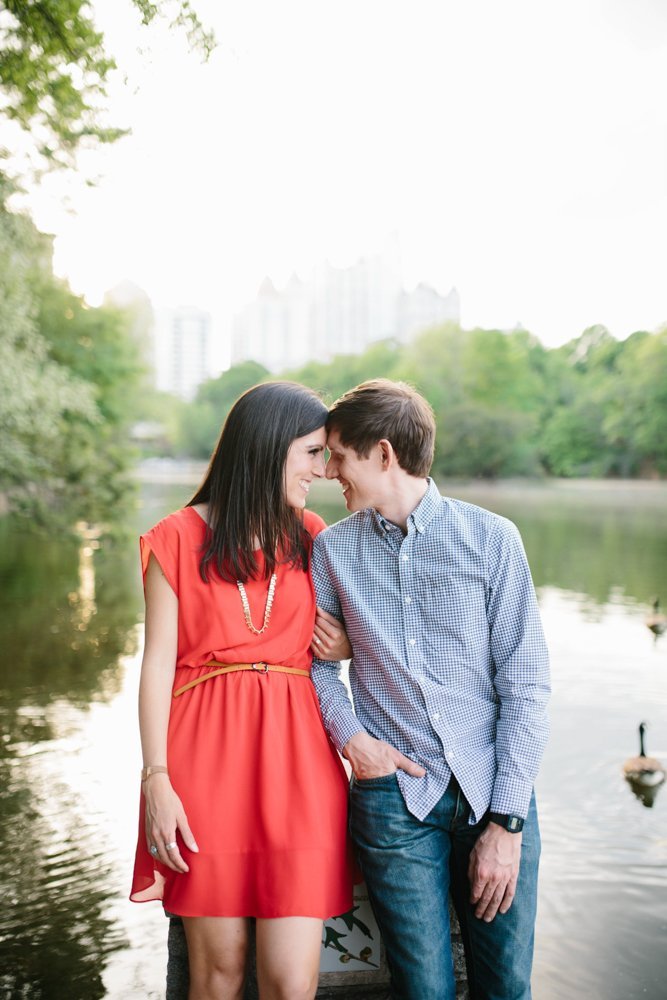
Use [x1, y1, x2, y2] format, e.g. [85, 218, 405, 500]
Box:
[130, 382, 354, 1000]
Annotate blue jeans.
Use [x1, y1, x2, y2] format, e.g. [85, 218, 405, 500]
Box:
[349, 773, 540, 1000]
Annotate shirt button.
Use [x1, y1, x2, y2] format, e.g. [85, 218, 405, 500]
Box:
[448, 749, 456, 759]
[408, 638, 416, 646]
[432, 712, 440, 721]
[402, 555, 409, 562]
[405, 596, 412, 605]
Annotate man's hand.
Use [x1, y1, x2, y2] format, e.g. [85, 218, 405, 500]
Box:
[343, 731, 426, 780]
[468, 821, 522, 922]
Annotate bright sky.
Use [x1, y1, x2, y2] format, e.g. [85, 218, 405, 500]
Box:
[21, 0, 667, 348]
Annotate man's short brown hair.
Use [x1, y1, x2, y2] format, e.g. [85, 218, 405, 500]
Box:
[327, 379, 435, 477]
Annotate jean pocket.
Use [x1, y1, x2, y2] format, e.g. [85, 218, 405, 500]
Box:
[352, 771, 398, 787]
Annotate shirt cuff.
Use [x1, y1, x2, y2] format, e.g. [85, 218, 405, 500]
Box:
[328, 713, 366, 755]
[490, 773, 532, 819]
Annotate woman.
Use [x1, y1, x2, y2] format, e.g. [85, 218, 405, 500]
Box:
[130, 382, 355, 1000]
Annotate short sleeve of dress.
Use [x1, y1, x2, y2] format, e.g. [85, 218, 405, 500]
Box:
[303, 509, 327, 539]
[140, 516, 180, 597]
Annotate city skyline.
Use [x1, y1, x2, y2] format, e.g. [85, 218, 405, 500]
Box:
[108, 239, 462, 392]
[14, 0, 667, 349]
[232, 236, 460, 371]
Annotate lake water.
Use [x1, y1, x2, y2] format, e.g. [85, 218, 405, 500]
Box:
[1, 476, 666, 999]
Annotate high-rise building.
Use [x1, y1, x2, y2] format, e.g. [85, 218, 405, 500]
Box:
[153, 306, 214, 399]
[232, 242, 459, 372]
[397, 283, 460, 343]
[231, 276, 312, 373]
[104, 280, 154, 366]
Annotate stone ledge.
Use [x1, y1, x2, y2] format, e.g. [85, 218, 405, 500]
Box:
[166, 900, 468, 999]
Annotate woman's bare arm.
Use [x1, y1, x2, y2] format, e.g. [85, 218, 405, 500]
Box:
[138, 553, 198, 873]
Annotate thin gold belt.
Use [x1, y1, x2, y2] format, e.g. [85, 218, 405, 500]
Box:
[173, 661, 310, 697]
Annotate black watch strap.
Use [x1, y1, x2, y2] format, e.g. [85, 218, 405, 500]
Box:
[488, 812, 524, 833]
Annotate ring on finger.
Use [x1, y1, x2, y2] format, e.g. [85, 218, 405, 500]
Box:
[165, 841, 177, 851]
[149, 844, 159, 857]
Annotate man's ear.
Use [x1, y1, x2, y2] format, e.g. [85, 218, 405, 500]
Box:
[378, 439, 395, 469]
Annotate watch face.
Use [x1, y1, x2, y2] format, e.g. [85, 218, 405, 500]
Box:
[489, 812, 524, 832]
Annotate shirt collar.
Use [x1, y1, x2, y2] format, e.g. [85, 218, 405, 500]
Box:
[372, 508, 394, 536]
[408, 477, 440, 534]
[371, 477, 440, 536]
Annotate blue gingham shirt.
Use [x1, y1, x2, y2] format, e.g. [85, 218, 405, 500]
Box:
[311, 478, 550, 823]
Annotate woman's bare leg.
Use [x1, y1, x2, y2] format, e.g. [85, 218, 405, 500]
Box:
[255, 917, 322, 1000]
[182, 916, 249, 1000]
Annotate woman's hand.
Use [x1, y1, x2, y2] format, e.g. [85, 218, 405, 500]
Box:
[311, 606, 352, 660]
[143, 774, 198, 874]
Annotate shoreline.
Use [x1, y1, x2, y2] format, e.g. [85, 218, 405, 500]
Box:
[133, 458, 667, 507]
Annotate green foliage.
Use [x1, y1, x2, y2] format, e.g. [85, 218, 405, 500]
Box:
[538, 326, 667, 478]
[284, 339, 403, 403]
[0, 2, 215, 526]
[266, 320, 667, 480]
[37, 282, 144, 426]
[436, 404, 539, 478]
[132, 387, 188, 456]
[541, 401, 613, 477]
[0, 199, 143, 527]
[178, 361, 270, 458]
[0, 0, 214, 182]
[0, 202, 95, 521]
[398, 325, 545, 477]
[602, 329, 667, 475]
[176, 320, 666, 480]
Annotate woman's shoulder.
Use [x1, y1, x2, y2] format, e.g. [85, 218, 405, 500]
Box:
[144, 506, 202, 540]
[139, 508, 201, 589]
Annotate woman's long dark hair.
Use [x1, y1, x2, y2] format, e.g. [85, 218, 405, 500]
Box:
[188, 381, 328, 583]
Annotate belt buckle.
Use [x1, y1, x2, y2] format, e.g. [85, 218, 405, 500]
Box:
[251, 662, 269, 673]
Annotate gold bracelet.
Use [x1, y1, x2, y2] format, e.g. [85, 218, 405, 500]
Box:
[141, 765, 169, 782]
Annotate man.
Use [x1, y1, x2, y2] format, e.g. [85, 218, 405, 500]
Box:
[311, 379, 550, 1000]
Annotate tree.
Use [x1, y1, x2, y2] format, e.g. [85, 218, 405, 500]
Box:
[285, 338, 403, 403]
[173, 321, 667, 481]
[541, 401, 613, 477]
[178, 361, 270, 458]
[539, 326, 661, 478]
[436, 403, 537, 479]
[0, 1, 214, 526]
[37, 279, 144, 427]
[0, 0, 214, 182]
[402, 325, 545, 478]
[603, 329, 667, 476]
[0, 189, 148, 525]
[0, 199, 100, 522]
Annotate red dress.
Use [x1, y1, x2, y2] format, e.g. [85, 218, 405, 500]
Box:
[130, 506, 354, 918]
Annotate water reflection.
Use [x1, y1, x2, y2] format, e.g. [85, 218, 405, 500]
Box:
[625, 775, 664, 809]
[0, 518, 141, 999]
[74, 522, 100, 627]
[1, 743, 123, 999]
[1, 480, 666, 999]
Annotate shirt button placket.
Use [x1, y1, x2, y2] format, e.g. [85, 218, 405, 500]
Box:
[400, 538, 414, 653]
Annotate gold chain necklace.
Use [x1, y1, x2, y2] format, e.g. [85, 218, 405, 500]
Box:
[236, 573, 277, 635]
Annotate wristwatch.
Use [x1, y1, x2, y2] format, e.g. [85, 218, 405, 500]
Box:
[487, 812, 524, 833]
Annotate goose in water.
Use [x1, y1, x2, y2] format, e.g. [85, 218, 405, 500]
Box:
[645, 598, 667, 639]
[623, 722, 665, 788]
